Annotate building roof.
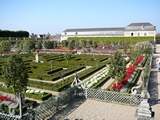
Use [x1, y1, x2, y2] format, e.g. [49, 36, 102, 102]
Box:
[127, 22, 154, 27]
[64, 27, 125, 32]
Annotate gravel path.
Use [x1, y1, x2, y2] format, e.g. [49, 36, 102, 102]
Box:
[65, 99, 137, 120]
[101, 78, 114, 89]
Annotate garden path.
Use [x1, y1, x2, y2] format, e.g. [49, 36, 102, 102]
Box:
[65, 99, 137, 120]
[101, 78, 114, 89]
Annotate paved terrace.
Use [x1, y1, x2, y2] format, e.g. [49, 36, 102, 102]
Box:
[148, 44, 160, 120]
[65, 99, 137, 120]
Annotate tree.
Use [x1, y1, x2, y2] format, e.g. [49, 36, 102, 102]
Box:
[0, 30, 29, 37]
[43, 41, 57, 49]
[0, 40, 11, 53]
[35, 40, 42, 49]
[108, 51, 126, 81]
[2, 55, 29, 117]
[20, 40, 35, 52]
[68, 40, 75, 49]
[62, 40, 69, 47]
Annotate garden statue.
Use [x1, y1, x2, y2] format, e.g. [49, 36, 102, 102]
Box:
[34, 50, 44, 63]
[35, 50, 39, 63]
[71, 73, 85, 89]
[71, 73, 81, 87]
[131, 79, 143, 95]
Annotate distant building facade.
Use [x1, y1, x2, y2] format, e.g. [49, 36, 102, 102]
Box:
[61, 22, 156, 41]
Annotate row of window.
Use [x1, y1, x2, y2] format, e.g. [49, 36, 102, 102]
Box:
[64, 32, 148, 36]
[131, 32, 147, 36]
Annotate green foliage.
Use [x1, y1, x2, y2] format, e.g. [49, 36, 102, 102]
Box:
[35, 40, 42, 49]
[68, 39, 76, 49]
[18, 40, 35, 52]
[61, 40, 69, 47]
[0, 30, 29, 37]
[1, 55, 29, 94]
[43, 41, 57, 49]
[68, 37, 153, 45]
[0, 40, 11, 53]
[108, 51, 126, 80]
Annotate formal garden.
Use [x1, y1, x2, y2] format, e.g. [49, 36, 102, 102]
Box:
[0, 53, 110, 100]
[0, 36, 155, 119]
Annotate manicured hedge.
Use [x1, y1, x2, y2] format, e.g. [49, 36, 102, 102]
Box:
[27, 64, 106, 91]
[47, 68, 63, 74]
[51, 66, 85, 81]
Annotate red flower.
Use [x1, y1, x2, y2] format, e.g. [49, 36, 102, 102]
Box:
[0, 95, 11, 101]
[112, 55, 145, 91]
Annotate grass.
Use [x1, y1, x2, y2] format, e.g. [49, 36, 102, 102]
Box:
[68, 36, 154, 45]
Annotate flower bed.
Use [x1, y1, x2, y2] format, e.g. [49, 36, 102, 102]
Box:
[112, 55, 144, 91]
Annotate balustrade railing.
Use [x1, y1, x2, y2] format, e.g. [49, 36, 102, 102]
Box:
[85, 88, 142, 106]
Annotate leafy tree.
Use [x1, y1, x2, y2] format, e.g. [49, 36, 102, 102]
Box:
[2, 55, 28, 117]
[108, 51, 126, 81]
[20, 40, 35, 52]
[0, 40, 11, 53]
[35, 40, 42, 49]
[2, 55, 28, 94]
[68, 40, 75, 49]
[0, 30, 29, 37]
[43, 41, 57, 49]
[62, 40, 69, 47]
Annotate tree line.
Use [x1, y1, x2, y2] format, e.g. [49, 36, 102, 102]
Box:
[0, 30, 29, 37]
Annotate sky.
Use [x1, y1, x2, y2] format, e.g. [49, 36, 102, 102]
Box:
[0, 0, 159, 34]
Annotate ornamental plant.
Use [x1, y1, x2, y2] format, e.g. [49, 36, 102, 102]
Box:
[112, 55, 144, 91]
[108, 51, 126, 81]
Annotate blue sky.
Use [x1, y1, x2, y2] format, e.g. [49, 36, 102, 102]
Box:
[0, 0, 159, 34]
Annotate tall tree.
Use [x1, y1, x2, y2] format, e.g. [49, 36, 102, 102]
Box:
[2, 55, 28, 117]
[108, 51, 126, 81]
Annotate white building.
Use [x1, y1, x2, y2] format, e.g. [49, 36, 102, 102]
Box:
[61, 22, 156, 41]
[124, 23, 156, 37]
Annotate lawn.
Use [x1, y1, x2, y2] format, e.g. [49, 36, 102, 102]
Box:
[68, 36, 154, 45]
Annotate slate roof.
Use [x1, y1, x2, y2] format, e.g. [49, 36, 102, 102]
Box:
[64, 27, 125, 32]
[127, 22, 154, 27]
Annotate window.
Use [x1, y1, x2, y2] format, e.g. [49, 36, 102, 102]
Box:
[75, 32, 78, 35]
[65, 32, 67, 35]
[138, 33, 140, 36]
[131, 33, 134, 36]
